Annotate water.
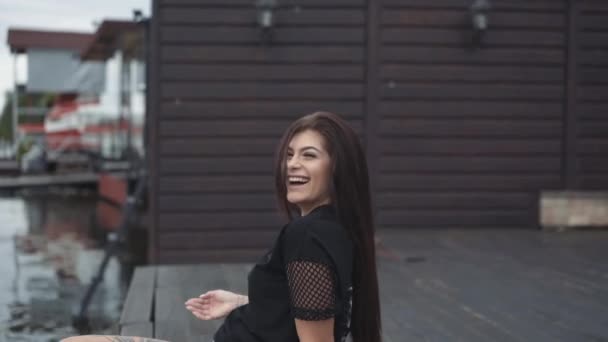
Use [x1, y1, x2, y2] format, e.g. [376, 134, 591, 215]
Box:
[0, 187, 129, 341]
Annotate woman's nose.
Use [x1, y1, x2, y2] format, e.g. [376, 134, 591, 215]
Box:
[287, 156, 301, 169]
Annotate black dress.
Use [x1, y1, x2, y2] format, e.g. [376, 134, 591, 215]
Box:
[213, 204, 354, 342]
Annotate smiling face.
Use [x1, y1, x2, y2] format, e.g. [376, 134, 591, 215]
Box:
[285, 129, 333, 216]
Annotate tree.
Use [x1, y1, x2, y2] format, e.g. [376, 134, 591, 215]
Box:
[0, 92, 15, 141]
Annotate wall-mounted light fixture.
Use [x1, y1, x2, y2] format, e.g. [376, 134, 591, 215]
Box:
[470, 0, 491, 46]
[133, 9, 144, 23]
[256, 0, 278, 30]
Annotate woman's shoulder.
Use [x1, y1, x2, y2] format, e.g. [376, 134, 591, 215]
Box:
[284, 212, 353, 260]
[286, 211, 348, 241]
[283, 210, 354, 282]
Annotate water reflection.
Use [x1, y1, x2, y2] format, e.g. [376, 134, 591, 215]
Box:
[0, 187, 129, 340]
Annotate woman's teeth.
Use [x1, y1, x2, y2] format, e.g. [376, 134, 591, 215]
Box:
[289, 176, 309, 184]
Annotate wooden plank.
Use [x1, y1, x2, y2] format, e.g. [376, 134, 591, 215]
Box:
[159, 119, 290, 137]
[381, 28, 564, 47]
[380, 84, 563, 101]
[160, 0, 365, 6]
[579, 49, 608, 66]
[578, 85, 608, 101]
[377, 174, 562, 191]
[381, 0, 565, 11]
[159, 212, 283, 230]
[221, 263, 251, 295]
[379, 138, 562, 156]
[580, 2, 608, 12]
[159, 156, 274, 175]
[159, 194, 275, 212]
[158, 230, 278, 249]
[158, 249, 265, 263]
[120, 322, 154, 337]
[382, 46, 564, 65]
[160, 138, 277, 156]
[156, 264, 213, 288]
[579, 157, 608, 172]
[378, 119, 562, 138]
[120, 266, 157, 325]
[579, 31, 608, 48]
[381, 9, 565, 29]
[580, 175, 608, 189]
[579, 68, 608, 84]
[159, 175, 273, 194]
[578, 122, 608, 138]
[379, 156, 561, 173]
[377, 209, 533, 227]
[378, 101, 563, 119]
[161, 46, 365, 63]
[382, 64, 563, 82]
[578, 103, 608, 120]
[161, 82, 364, 100]
[160, 8, 365, 25]
[578, 139, 608, 155]
[377, 192, 534, 210]
[160, 64, 364, 81]
[159, 119, 364, 137]
[159, 101, 364, 119]
[154, 264, 230, 342]
[160, 26, 365, 44]
[579, 13, 608, 30]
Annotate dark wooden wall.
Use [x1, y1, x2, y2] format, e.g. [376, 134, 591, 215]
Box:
[375, 0, 566, 228]
[148, 0, 608, 263]
[574, 1, 608, 189]
[150, 0, 367, 262]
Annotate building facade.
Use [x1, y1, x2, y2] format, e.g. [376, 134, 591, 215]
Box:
[147, 0, 608, 263]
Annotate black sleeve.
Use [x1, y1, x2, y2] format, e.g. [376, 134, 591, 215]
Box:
[283, 224, 338, 321]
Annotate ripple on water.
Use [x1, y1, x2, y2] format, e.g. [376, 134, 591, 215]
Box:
[1, 190, 129, 340]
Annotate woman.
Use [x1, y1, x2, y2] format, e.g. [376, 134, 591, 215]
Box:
[62, 111, 382, 342]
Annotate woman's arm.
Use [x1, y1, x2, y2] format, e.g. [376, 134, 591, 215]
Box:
[235, 294, 249, 307]
[294, 318, 335, 342]
[185, 290, 248, 320]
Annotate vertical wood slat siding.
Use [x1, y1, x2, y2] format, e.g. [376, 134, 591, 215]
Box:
[155, 0, 366, 263]
[148, 0, 162, 263]
[376, 0, 566, 228]
[564, 0, 578, 189]
[576, 1, 608, 189]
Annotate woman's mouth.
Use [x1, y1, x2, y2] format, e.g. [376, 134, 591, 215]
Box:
[288, 176, 310, 187]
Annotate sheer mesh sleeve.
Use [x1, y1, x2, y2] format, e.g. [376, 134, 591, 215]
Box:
[286, 260, 337, 320]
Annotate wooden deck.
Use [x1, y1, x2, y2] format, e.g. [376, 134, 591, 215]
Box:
[0, 159, 19, 176]
[120, 229, 608, 342]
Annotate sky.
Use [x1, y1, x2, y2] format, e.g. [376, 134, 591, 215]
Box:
[0, 0, 151, 111]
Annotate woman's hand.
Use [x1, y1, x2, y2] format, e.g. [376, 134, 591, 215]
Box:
[185, 289, 247, 320]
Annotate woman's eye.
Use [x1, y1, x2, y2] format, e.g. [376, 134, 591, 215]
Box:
[303, 154, 316, 158]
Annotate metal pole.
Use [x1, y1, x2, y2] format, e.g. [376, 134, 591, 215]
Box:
[12, 53, 19, 153]
[116, 50, 123, 158]
[125, 59, 132, 158]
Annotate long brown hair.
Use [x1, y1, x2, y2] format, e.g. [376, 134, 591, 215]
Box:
[274, 111, 382, 342]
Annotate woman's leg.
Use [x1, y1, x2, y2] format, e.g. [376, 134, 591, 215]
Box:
[61, 336, 170, 342]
